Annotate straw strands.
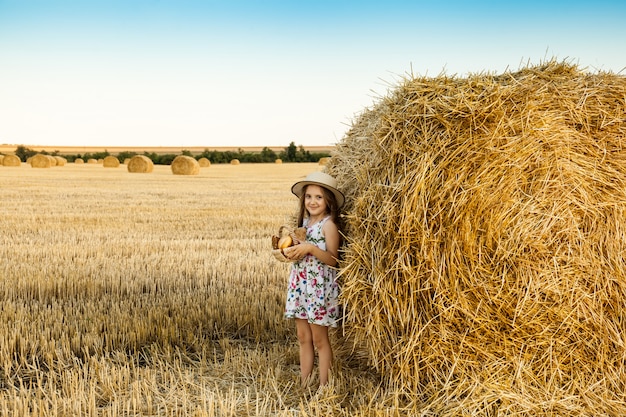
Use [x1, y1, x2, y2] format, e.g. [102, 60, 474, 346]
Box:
[30, 154, 52, 168]
[2, 155, 21, 166]
[171, 155, 200, 175]
[103, 155, 120, 168]
[127, 155, 154, 173]
[327, 60, 626, 415]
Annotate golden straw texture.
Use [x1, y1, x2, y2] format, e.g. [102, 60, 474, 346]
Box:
[327, 60, 626, 416]
[127, 155, 154, 173]
[2, 154, 21, 167]
[30, 154, 52, 168]
[171, 155, 200, 175]
[103, 155, 120, 168]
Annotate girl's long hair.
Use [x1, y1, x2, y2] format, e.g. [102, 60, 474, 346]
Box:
[297, 185, 341, 229]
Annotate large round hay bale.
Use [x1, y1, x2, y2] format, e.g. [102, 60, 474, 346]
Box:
[127, 155, 154, 173]
[2, 154, 21, 166]
[54, 156, 67, 166]
[328, 61, 626, 415]
[74, 158, 84, 164]
[198, 157, 211, 167]
[47, 155, 57, 166]
[275, 158, 282, 164]
[30, 154, 52, 168]
[230, 159, 240, 165]
[103, 156, 120, 168]
[87, 158, 98, 164]
[170, 155, 200, 175]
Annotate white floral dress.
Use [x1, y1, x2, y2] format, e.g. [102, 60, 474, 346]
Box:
[284, 216, 340, 327]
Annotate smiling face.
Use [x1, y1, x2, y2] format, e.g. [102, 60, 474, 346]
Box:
[304, 184, 328, 219]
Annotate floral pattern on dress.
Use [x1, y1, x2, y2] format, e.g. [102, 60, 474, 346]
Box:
[284, 216, 340, 327]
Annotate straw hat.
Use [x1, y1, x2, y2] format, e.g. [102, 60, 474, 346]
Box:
[291, 171, 345, 208]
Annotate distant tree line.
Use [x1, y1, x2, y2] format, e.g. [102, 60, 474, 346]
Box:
[9, 142, 330, 164]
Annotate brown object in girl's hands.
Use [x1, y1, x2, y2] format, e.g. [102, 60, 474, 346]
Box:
[271, 225, 306, 262]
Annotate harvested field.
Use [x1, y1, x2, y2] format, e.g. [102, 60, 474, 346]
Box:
[0, 163, 394, 416]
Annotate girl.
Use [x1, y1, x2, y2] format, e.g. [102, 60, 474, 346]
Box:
[283, 171, 344, 387]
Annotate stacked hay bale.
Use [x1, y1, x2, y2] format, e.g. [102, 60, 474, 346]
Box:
[171, 155, 200, 175]
[327, 61, 626, 416]
[103, 156, 120, 168]
[30, 154, 52, 168]
[127, 155, 154, 173]
[198, 157, 211, 167]
[2, 154, 21, 166]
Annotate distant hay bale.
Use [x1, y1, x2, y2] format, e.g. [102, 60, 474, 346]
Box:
[171, 155, 200, 175]
[318, 157, 329, 165]
[127, 155, 154, 173]
[2, 154, 21, 166]
[74, 158, 84, 164]
[103, 156, 120, 168]
[275, 158, 283, 164]
[30, 154, 52, 168]
[97, 159, 103, 163]
[54, 156, 67, 166]
[230, 159, 240, 165]
[198, 157, 211, 167]
[328, 60, 626, 416]
[0, 155, 4, 165]
[87, 159, 98, 164]
[123, 158, 131, 165]
[47, 155, 57, 166]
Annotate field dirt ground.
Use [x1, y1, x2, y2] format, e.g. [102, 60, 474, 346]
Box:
[0, 162, 402, 417]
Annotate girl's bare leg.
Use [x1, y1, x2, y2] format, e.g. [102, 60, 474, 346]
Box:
[295, 319, 314, 386]
[311, 324, 332, 386]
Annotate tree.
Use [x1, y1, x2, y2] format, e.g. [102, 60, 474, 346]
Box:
[296, 145, 311, 162]
[285, 142, 297, 162]
[14, 145, 36, 162]
[260, 147, 277, 162]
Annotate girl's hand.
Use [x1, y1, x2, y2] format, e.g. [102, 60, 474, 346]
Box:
[284, 243, 310, 261]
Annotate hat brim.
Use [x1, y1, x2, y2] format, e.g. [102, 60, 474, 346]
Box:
[291, 180, 345, 208]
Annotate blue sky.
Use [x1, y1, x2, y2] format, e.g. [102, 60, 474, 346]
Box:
[1, 1, 625, 148]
